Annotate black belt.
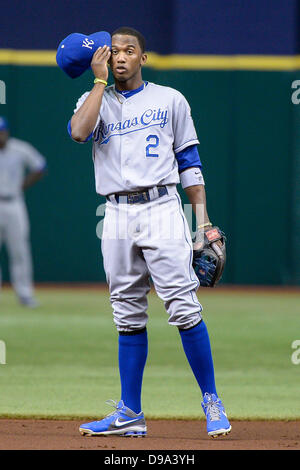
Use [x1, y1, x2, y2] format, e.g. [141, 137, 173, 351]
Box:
[106, 186, 168, 204]
[0, 195, 15, 202]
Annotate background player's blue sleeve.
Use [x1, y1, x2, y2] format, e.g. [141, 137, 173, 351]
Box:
[175, 144, 202, 173]
[67, 119, 93, 143]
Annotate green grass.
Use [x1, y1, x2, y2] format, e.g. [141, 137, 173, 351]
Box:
[0, 286, 299, 420]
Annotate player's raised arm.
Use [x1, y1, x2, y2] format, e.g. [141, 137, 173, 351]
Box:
[70, 46, 111, 142]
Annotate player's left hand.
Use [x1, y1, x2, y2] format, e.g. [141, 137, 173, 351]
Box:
[192, 226, 226, 287]
[193, 225, 223, 250]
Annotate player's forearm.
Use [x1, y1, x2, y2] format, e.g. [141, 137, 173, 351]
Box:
[184, 184, 211, 228]
[22, 170, 45, 190]
[70, 83, 105, 142]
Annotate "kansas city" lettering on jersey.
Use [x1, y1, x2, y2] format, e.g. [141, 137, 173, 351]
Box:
[95, 108, 169, 144]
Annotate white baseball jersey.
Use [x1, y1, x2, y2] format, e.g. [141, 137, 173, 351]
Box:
[0, 138, 46, 198]
[73, 82, 199, 196]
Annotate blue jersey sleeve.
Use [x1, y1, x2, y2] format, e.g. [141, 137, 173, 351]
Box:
[175, 144, 202, 173]
[67, 119, 93, 143]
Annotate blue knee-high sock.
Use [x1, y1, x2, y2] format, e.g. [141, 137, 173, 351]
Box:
[179, 320, 217, 397]
[118, 329, 148, 414]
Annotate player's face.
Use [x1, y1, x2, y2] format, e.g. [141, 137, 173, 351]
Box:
[0, 130, 9, 148]
[110, 34, 147, 84]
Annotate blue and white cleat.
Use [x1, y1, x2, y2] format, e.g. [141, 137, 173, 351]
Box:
[79, 400, 147, 437]
[201, 393, 231, 438]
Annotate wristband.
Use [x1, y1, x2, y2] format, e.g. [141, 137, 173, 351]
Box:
[94, 78, 107, 86]
[180, 167, 205, 189]
[198, 222, 212, 230]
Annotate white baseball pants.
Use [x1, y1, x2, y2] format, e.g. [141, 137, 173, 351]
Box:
[101, 188, 202, 332]
[0, 198, 34, 300]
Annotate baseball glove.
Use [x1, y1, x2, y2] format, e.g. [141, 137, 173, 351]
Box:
[192, 226, 226, 288]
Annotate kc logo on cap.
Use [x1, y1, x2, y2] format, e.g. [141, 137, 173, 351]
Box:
[82, 38, 95, 50]
[56, 31, 112, 79]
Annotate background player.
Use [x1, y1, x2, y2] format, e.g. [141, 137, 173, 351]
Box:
[0, 117, 47, 307]
[68, 27, 231, 438]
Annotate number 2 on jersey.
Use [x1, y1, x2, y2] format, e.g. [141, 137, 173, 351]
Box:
[146, 135, 159, 158]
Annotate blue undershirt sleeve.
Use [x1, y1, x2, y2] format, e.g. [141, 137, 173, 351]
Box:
[67, 119, 93, 143]
[175, 144, 202, 173]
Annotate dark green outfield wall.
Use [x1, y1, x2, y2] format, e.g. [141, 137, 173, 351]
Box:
[0, 65, 299, 285]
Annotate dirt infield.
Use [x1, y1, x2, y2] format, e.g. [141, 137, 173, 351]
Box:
[0, 419, 299, 450]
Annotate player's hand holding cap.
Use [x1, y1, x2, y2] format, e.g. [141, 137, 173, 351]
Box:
[56, 31, 112, 78]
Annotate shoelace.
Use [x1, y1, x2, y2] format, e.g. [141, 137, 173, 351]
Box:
[105, 399, 120, 409]
[104, 399, 123, 417]
[94, 400, 123, 423]
[100, 399, 140, 423]
[90, 400, 130, 425]
[203, 397, 221, 422]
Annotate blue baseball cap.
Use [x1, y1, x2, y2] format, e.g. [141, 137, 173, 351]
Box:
[56, 31, 112, 79]
[0, 116, 9, 131]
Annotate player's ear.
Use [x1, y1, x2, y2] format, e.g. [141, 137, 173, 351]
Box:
[140, 53, 147, 66]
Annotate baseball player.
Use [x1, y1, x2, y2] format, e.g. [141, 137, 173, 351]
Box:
[0, 117, 47, 307]
[68, 27, 231, 438]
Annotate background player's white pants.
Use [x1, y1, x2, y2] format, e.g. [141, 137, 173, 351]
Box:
[0, 199, 34, 300]
[101, 188, 202, 332]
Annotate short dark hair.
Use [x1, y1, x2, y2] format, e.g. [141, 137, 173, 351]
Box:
[112, 27, 146, 53]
